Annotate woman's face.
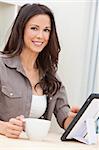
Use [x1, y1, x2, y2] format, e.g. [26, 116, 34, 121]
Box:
[23, 14, 51, 54]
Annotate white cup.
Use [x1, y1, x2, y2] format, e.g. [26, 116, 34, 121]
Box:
[25, 118, 51, 141]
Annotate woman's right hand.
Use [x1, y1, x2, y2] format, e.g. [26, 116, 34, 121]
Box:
[4, 115, 24, 138]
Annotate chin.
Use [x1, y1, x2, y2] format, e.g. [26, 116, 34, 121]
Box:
[31, 49, 43, 53]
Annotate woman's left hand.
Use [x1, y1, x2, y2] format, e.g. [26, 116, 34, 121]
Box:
[64, 106, 80, 129]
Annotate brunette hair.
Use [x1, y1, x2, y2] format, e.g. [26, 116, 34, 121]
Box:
[2, 3, 61, 96]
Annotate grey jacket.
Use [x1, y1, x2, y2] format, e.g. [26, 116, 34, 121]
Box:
[0, 55, 70, 128]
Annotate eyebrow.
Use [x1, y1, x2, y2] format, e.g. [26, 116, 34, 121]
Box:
[29, 24, 51, 29]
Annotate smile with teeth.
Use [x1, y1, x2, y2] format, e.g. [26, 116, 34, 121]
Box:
[32, 41, 43, 46]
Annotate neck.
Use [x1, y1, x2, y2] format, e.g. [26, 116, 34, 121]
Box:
[20, 48, 38, 71]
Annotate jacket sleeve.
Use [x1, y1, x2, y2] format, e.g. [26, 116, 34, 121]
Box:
[0, 57, 2, 91]
[0, 62, 2, 104]
[0, 62, 1, 91]
[53, 75, 70, 128]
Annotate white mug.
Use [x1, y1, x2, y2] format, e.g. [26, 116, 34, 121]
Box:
[24, 118, 51, 141]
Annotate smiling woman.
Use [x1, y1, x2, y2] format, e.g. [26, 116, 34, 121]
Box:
[0, 3, 79, 139]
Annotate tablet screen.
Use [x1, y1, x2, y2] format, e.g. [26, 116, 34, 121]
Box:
[61, 93, 99, 141]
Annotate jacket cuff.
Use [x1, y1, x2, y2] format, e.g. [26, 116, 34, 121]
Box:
[56, 106, 70, 128]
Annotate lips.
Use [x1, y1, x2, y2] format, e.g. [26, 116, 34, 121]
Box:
[32, 41, 43, 46]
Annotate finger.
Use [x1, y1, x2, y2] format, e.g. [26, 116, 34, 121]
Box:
[7, 123, 23, 132]
[6, 128, 21, 137]
[69, 111, 77, 118]
[71, 106, 80, 113]
[5, 132, 20, 139]
[9, 118, 23, 127]
[16, 115, 25, 121]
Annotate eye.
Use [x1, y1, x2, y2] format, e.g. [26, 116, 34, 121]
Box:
[44, 28, 51, 32]
[30, 27, 38, 31]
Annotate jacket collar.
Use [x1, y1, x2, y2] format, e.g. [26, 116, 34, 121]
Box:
[1, 53, 45, 79]
[1, 54, 26, 76]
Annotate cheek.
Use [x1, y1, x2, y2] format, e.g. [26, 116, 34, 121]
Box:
[24, 32, 32, 44]
[44, 34, 50, 43]
[24, 30, 33, 40]
[24, 32, 29, 42]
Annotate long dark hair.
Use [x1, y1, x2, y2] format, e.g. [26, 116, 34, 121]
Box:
[2, 3, 61, 96]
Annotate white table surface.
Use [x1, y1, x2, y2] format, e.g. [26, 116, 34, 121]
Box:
[0, 132, 98, 150]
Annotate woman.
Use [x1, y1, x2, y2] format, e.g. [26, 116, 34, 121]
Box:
[0, 3, 79, 138]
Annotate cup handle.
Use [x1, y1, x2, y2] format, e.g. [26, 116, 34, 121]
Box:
[22, 118, 26, 132]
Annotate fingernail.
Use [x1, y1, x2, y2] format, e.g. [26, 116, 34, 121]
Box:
[22, 118, 26, 122]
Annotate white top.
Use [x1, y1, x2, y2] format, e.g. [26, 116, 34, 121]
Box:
[29, 95, 47, 118]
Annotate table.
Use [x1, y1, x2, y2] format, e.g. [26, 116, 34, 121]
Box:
[0, 132, 98, 150]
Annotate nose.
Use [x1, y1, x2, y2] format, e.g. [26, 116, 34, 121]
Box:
[36, 30, 43, 39]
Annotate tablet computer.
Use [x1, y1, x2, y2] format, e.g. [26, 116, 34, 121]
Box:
[61, 93, 99, 141]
